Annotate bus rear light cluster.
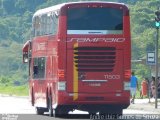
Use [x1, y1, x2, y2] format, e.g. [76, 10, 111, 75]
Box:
[58, 81, 66, 91]
[124, 82, 130, 91]
[58, 70, 64, 78]
[124, 70, 131, 79]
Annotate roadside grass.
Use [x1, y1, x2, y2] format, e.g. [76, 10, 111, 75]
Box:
[0, 85, 29, 96]
[131, 90, 149, 99]
[135, 90, 142, 99]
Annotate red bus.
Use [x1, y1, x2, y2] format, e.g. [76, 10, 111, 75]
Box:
[23, 1, 131, 117]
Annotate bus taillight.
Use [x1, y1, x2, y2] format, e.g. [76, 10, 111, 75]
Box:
[58, 70, 64, 79]
[58, 70, 66, 91]
[124, 70, 131, 79]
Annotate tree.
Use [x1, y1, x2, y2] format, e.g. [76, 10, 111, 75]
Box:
[0, 21, 9, 40]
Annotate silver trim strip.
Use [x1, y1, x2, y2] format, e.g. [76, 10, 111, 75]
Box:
[67, 30, 123, 35]
[82, 80, 108, 82]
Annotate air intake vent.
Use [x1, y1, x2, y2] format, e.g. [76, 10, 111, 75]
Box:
[74, 47, 116, 72]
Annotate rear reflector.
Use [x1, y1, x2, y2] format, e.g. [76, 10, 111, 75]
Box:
[58, 82, 66, 91]
[124, 82, 130, 91]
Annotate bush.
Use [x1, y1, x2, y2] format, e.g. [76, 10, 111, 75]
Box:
[0, 76, 10, 86]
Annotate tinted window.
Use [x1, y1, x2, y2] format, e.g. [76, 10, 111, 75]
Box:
[67, 8, 123, 34]
[33, 57, 45, 79]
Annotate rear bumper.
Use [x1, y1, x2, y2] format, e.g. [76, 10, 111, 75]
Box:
[56, 104, 129, 114]
[57, 92, 130, 107]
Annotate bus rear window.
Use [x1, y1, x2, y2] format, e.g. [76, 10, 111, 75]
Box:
[67, 8, 123, 35]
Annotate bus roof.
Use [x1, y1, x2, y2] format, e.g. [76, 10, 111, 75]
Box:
[33, 1, 128, 17]
[33, 3, 65, 17]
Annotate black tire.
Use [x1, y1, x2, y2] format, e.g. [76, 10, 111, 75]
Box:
[53, 108, 59, 117]
[54, 107, 69, 117]
[48, 96, 53, 117]
[31, 89, 34, 106]
[36, 107, 45, 115]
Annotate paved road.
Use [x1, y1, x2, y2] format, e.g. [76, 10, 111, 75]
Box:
[0, 95, 34, 114]
[0, 95, 159, 120]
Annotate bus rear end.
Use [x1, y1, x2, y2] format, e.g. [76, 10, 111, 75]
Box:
[57, 2, 131, 115]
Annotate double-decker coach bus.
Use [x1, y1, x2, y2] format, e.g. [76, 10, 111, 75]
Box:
[23, 1, 131, 117]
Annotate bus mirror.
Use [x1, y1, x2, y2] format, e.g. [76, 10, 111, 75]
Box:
[23, 52, 29, 63]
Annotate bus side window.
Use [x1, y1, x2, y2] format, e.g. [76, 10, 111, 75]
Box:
[33, 57, 46, 79]
[33, 16, 41, 36]
[41, 14, 47, 35]
[33, 58, 38, 78]
[33, 66, 38, 77]
[38, 57, 45, 78]
[33, 11, 58, 37]
[46, 11, 58, 35]
[52, 12, 58, 35]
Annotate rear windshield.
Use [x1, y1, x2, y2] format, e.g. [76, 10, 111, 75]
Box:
[67, 7, 123, 34]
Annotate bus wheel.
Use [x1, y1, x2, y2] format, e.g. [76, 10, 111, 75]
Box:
[48, 96, 53, 117]
[36, 107, 45, 115]
[53, 108, 59, 117]
[31, 90, 34, 106]
[54, 107, 68, 117]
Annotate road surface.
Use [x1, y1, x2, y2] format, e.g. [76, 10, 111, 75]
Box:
[0, 95, 159, 120]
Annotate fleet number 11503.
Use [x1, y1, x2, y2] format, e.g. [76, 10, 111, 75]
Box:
[104, 75, 120, 79]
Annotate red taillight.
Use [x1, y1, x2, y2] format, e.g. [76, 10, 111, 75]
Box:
[124, 70, 131, 79]
[58, 70, 64, 79]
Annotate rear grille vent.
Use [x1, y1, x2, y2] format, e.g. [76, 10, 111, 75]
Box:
[74, 47, 116, 72]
